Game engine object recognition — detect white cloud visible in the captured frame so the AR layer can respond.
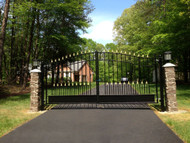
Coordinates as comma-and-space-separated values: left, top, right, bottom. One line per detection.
82, 20, 114, 43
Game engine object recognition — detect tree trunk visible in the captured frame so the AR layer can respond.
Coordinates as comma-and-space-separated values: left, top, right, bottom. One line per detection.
20, 31, 28, 85
34, 9, 40, 59
20, 23, 29, 85
0, 6, 1, 24
10, 0, 16, 84
189, 49, 190, 82
2, 49, 8, 78
22, 7, 36, 89
0, 0, 10, 83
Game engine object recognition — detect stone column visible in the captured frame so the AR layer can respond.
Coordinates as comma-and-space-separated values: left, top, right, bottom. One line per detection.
163, 63, 178, 112
30, 69, 41, 112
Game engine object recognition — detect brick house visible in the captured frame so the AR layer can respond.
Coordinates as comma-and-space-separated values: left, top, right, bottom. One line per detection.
59, 60, 93, 82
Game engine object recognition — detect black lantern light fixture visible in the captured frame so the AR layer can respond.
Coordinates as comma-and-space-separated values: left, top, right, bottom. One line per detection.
164, 51, 172, 62
33, 59, 41, 69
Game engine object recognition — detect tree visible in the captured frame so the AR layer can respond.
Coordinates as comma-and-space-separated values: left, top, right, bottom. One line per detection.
0, 0, 10, 83
113, 0, 190, 82
114, 1, 157, 54
81, 38, 105, 51
105, 43, 117, 51
0, 0, 93, 86
151, 0, 190, 82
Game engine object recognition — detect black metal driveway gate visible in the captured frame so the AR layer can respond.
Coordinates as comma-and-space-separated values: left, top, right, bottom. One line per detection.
41, 51, 165, 107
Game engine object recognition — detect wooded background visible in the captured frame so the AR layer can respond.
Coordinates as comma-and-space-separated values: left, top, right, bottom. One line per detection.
0, 0, 189, 88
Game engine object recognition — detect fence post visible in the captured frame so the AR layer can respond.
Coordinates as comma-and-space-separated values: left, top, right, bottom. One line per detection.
154, 56, 158, 103
163, 63, 178, 112
95, 51, 99, 102
159, 56, 165, 111
41, 63, 44, 110
30, 69, 41, 112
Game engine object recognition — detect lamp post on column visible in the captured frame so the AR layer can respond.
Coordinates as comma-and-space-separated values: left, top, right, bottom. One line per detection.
164, 51, 172, 62
163, 51, 178, 112
33, 59, 41, 69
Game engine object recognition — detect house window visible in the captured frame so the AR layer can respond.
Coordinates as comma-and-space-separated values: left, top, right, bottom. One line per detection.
67, 73, 70, 77
64, 72, 70, 77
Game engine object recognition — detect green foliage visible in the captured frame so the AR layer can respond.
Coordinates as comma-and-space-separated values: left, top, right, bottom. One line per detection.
1, 0, 93, 84
113, 0, 190, 79
105, 43, 117, 51
114, 0, 190, 54
81, 38, 118, 52
81, 38, 105, 51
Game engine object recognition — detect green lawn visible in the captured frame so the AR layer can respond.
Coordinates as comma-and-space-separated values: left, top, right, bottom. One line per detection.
153, 84, 190, 143
47, 82, 97, 96
0, 94, 43, 137
131, 83, 160, 102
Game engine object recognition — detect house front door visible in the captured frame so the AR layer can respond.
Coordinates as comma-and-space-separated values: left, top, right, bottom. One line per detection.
82, 75, 86, 82
74, 75, 79, 82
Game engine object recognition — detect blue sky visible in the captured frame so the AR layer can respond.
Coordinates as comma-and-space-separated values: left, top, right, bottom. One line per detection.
81, 0, 137, 45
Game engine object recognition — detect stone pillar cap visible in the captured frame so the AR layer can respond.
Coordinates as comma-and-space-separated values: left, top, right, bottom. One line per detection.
31, 69, 41, 73
163, 63, 176, 68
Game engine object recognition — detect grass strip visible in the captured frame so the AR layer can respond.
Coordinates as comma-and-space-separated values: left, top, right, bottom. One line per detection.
152, 84, 190, 143
0, 93, 43, 137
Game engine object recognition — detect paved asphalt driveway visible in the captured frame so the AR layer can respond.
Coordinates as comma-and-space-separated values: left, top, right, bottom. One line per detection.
0, 107, 183, 143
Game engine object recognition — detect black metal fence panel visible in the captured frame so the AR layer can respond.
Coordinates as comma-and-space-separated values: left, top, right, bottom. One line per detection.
41, 51, 164, 106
